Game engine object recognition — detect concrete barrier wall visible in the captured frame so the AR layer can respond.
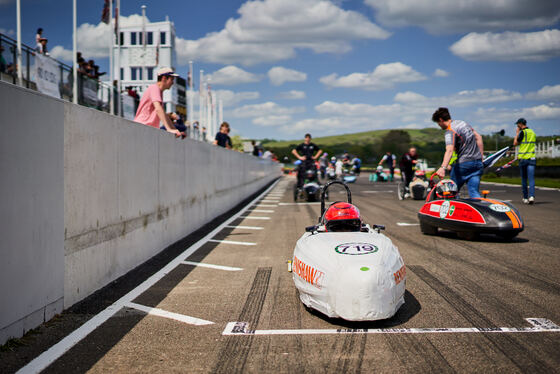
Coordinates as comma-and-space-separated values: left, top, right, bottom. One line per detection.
0, 82, 65, 344
0, 81, 280, 344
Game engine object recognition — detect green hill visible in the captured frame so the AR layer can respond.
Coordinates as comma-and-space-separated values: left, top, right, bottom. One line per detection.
261, 128, 448, 164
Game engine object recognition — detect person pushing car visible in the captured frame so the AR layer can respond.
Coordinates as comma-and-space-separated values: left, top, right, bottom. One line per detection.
292, 133, 323, 189
432, 107, 484, 198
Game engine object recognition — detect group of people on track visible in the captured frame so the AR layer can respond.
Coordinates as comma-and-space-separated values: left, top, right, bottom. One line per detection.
290, 107, 537, 203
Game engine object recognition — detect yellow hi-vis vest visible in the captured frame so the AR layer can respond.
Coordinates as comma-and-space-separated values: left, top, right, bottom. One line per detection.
518, 128, 536, 159
449, 152, 458, 166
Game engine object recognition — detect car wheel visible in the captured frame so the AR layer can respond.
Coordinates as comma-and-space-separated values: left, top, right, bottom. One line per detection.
420, 221, 438, 235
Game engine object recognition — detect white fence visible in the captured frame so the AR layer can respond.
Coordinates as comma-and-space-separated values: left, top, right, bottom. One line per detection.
514, 141, 560, 158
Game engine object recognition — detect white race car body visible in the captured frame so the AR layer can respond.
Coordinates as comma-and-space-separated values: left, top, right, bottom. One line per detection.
292, 225, 406, 321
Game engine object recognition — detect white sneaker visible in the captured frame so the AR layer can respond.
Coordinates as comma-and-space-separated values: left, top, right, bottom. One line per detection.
528, 196, 535, 204
522, 198, 529, 204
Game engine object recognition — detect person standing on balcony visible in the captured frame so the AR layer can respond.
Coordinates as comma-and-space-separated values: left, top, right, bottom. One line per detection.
513, 118, 536, 204
134, 67, 183, 137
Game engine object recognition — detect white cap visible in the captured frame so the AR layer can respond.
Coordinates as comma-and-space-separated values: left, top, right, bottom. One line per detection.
157, 67, 179, 77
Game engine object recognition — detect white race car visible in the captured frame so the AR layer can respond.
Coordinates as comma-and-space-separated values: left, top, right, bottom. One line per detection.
291, 181, 406, 321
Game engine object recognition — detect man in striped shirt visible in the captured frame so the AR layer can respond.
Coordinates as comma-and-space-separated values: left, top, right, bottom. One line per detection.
432, 107, 484, 198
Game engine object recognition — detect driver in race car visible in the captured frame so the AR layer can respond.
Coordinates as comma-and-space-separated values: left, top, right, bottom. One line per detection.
292, 133, 323, 189
323, 202, 362, 232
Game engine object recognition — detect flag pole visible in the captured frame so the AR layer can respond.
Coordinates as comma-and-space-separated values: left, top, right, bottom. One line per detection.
199, 69, 204, 131
109, 0, 114, 114
16, 0, 23, 86
188, 60, 193, 123
116, 0, 121, 116
72, 0, 78, 104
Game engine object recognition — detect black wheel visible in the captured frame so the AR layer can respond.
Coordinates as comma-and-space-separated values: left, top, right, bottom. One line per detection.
420, 221, 438, 235
498, 232, 518, 241
457, 231, 479, 241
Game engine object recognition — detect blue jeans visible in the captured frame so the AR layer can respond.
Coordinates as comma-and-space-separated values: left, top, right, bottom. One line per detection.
519, 159, 536, 199
451, 160, 483, 198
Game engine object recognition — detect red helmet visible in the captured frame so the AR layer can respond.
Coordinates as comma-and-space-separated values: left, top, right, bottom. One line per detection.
323, 202, 362, 232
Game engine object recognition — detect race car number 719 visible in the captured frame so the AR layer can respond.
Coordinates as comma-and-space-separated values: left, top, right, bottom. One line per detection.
335, 243, 379, 255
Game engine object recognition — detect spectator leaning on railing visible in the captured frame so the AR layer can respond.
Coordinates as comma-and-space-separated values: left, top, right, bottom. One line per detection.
214, 122, 232, 149
134, 67, 184, 138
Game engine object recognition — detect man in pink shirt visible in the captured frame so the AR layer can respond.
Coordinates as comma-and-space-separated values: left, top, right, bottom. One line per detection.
134, 67, 183, 137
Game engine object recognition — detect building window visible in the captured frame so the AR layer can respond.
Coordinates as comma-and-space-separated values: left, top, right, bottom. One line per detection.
130, 32, 137, 45
147, 32, 153, 45
119, 32, 124, 46
160, 31, 166, 45
131, 67, 143, 81
147, 67, 154, 81
138, 32, 143, 45
120, 68, 124, 81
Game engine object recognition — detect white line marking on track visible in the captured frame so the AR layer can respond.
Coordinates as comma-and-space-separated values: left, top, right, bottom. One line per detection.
239, 216, 271, 220
254, 204, 277, 207
363, 190, 394, 193
225, 225, 263, 230
126, 302, 214, 325
223, 318, 560, 336
397, 222, 420, 226
249, 209, 275, 213
15, 179, 281, 374
261, 200, 280, 202
181, 261, 243, 271
208, 239, 256, 246
278, 202, 321, 206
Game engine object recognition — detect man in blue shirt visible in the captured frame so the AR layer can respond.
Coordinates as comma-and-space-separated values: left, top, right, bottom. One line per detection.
214, 122, 232, 149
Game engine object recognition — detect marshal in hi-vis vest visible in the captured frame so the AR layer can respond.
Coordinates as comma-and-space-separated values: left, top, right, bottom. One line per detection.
518, 128, 536, 159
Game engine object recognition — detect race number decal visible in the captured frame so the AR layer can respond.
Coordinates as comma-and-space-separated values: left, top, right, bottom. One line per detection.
489, 204, 511, 212
335, 243, 378, 255
439, 200, 450, 219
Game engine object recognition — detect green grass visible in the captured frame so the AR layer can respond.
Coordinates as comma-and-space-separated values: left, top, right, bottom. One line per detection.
481, 176, 560, 188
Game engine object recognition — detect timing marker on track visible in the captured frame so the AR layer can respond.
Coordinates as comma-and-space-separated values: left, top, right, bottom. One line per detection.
225, 225, 263, 230
181, 261, 243, 271
126, 302, 214, 325
208, 239, 257, 246
15, 179, 281, 374
223, 318, 560, 336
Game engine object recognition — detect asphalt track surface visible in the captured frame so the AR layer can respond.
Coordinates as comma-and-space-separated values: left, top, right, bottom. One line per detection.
5, 175, 560, 373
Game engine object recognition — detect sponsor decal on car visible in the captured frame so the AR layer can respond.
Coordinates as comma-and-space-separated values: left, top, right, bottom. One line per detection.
489, 204, 511, 212
394, 265, 406, 285
429, 203, 441, 213
449, 205, 455, 216
293, 256, 325, 289
334, 243, 379, 255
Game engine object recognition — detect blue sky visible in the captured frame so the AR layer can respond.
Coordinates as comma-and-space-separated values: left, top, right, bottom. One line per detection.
1, 0, 559, 140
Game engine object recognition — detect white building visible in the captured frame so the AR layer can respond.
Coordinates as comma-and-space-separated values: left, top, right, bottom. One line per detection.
113, 13, 183, 114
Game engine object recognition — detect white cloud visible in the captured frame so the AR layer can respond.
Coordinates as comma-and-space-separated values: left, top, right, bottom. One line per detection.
365, 0, 560, 34
433, 68, 449, 77
320, 62, 427, 91
213, 89, 260, 107
450, 29, 560, 62
49, 14, 150, 62
253, 115, 293, 127
207, 65, 261, 85
525, 84, 560, 101
474, 104, 560, 124
278, 90, 306, 100
394, 89, 523, 107
230, 101, 305, 118
267, 66, 307, 86
175, 0, 390, 66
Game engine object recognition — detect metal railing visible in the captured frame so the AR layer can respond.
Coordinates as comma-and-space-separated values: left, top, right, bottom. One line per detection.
0, 32, 138, 115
